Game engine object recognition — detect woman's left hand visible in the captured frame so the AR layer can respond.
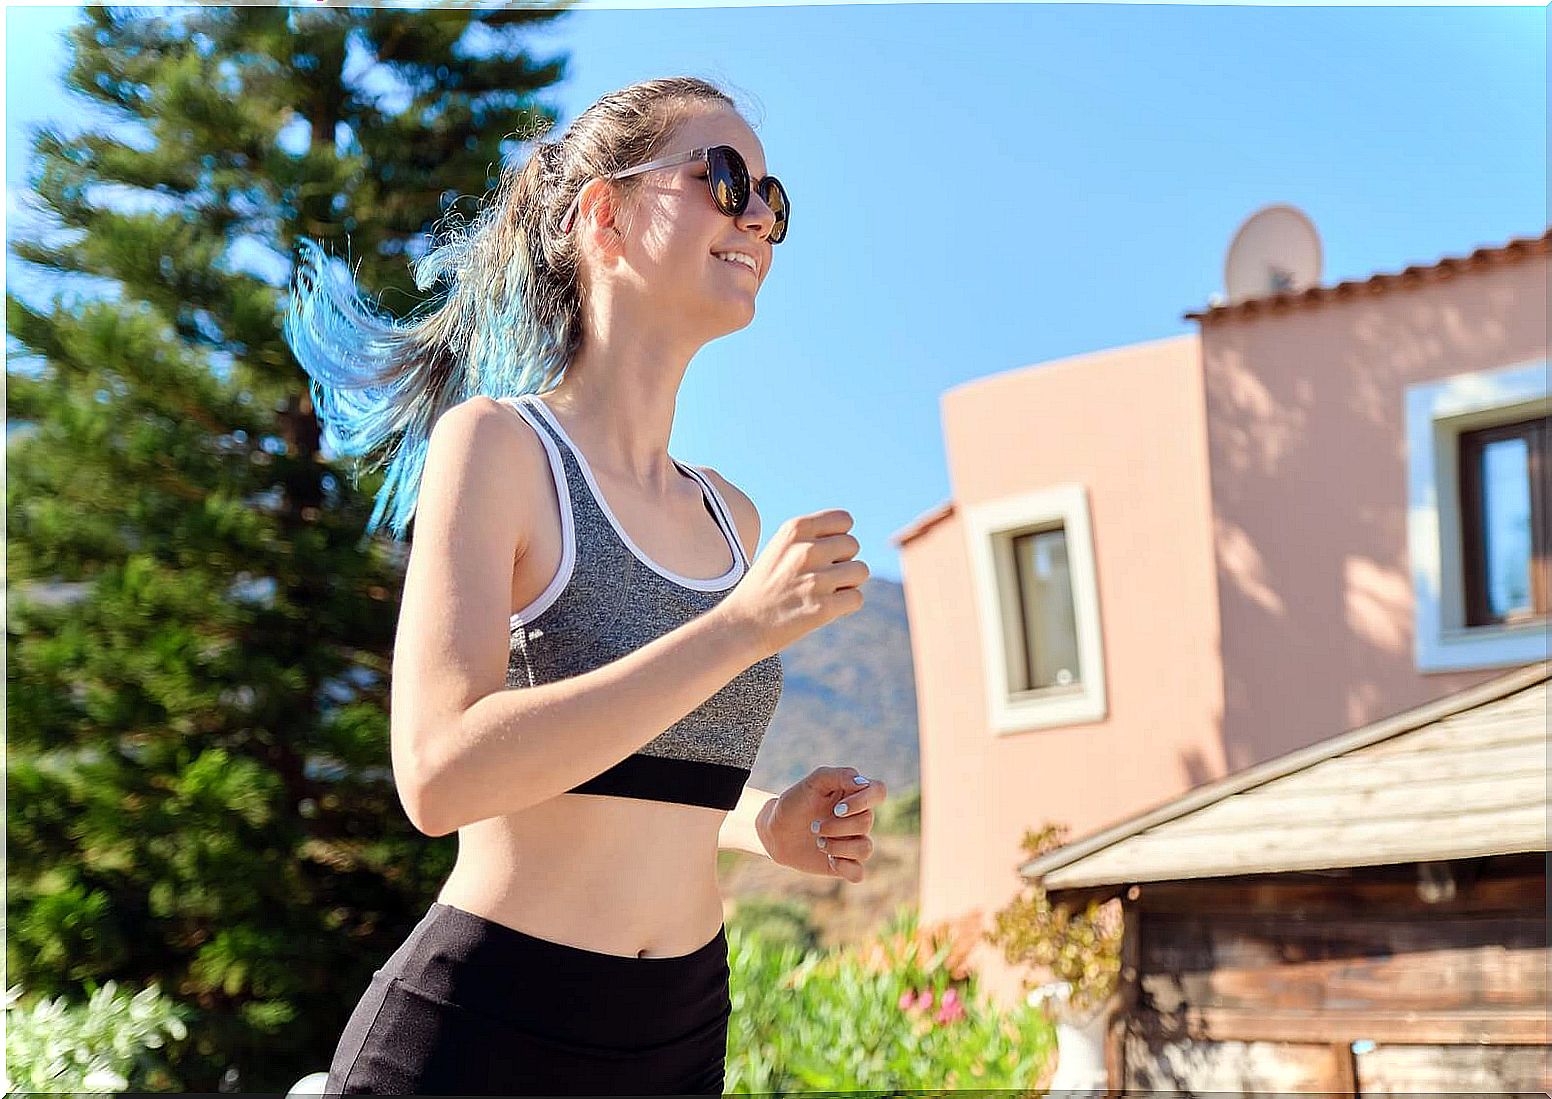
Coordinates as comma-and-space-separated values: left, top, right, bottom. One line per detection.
756, 766, 887, 882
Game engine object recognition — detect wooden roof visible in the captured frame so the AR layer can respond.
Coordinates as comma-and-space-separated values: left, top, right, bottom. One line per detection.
1020, 661, 1550, 891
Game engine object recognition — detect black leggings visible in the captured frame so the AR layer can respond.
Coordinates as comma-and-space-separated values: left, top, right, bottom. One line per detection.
324, 901, 731, 1096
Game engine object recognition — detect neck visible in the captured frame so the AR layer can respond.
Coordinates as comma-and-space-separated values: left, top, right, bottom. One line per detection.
541, 297, 701, 490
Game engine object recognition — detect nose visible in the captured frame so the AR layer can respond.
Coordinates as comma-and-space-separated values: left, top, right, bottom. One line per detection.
736, 188, 778, 244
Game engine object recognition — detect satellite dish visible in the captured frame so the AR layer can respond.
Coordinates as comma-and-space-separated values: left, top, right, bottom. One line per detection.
1223, 204, 1322, 305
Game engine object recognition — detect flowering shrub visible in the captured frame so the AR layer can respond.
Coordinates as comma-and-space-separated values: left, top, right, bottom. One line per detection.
987, 823, 1123, 1020
724, 904, 1054, 1093
898, 984, 965, 1026
853, 903, 983, 983
4, 980, 190, 1092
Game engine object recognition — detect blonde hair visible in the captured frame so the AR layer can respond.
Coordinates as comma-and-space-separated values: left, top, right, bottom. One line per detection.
283, 76, 739, 539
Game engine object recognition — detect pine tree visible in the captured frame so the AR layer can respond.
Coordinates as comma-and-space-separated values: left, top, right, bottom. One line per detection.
6, 7, 569, 1088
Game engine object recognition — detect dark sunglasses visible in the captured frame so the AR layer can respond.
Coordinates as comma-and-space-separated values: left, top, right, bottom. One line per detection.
560, 144, 790, 245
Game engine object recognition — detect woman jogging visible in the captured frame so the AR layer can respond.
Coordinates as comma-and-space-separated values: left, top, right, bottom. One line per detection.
284, 76, 885, 1095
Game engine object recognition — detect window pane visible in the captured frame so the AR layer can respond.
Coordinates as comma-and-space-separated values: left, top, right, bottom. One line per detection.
1013, 528, 1080, 690
1481, 436, 1534, 619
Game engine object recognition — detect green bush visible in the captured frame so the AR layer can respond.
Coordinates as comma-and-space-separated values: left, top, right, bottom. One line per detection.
724, 905, 1054, 1093
874, 783, 922, 835
4, 980, 191, 1092
987, 822, 1122, 1019
727, 895, 821, 954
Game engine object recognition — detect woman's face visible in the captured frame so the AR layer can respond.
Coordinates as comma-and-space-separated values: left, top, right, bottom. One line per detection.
597, 104, 779, 339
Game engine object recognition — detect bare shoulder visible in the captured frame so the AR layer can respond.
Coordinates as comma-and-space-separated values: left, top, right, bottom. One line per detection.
425, 394, 511, 442
694, 465, 762, 564
393, 394, 554, 832
421, 395, 549, 553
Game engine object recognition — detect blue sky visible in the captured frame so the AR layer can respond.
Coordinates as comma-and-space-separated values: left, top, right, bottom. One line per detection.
7, 4, 1546, 583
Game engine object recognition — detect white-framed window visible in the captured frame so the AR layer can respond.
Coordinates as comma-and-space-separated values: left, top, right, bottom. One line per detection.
963, 483, 1107, 732
1405, 358, 1550, 673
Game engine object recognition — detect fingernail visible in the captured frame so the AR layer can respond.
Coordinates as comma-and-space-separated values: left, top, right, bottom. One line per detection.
816, 837, 827, 849
853, 775, 870, 785
834, 802, 848, 816
810, 819, 821, 833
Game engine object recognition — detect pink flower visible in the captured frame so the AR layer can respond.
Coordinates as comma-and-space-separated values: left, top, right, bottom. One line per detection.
898, 988, 933, 1013
934, 987, 966, 1025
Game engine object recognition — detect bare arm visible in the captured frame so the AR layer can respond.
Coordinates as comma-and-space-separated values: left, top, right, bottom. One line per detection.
718, 785, 781, 859
701, 470, 782, 859
425, 608, 762, 836
390, 398, 763, 837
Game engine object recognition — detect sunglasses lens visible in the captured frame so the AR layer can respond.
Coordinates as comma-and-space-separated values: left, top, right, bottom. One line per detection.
760, 178, 789, 244
708, 146, 749, 217
708, 146, 789, 244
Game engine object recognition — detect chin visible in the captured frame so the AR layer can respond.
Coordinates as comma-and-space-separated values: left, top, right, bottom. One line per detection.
685, 278, 757, 338
704, 308, 751, 338
724, 299, 756, 334
705, 315, 754, 343
700, 292, 756, 337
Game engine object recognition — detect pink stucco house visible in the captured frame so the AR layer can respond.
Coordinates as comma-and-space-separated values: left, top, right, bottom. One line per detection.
890, 213, 1550, 1006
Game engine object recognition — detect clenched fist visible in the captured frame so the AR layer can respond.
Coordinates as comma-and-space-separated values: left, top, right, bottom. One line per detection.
756, 766, 887, 883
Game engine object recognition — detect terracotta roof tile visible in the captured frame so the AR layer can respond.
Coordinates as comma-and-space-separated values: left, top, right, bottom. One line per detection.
1184, 227, 1552, 323
890, 499, 954, 547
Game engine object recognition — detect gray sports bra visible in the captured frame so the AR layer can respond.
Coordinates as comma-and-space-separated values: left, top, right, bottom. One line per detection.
497, 392, 783, 811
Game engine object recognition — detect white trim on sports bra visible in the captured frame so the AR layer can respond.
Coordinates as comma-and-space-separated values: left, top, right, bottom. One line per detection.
517, 393, 746, 592
498, 396, 578, 628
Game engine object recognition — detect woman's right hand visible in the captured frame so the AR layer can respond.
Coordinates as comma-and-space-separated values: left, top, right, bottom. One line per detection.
714, 508, 869, 661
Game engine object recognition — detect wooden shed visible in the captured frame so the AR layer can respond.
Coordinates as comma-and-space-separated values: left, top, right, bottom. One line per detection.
1020, 661, 1550, 1094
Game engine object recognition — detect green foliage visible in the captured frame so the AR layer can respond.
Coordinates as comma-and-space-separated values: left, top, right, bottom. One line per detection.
4, 980, 191, 1092
874, 781, 921, 834
986, 822, 1123, 1019
6, 6, 568, 1090
727, 894, 821, 954
724, 906, 1055, 1093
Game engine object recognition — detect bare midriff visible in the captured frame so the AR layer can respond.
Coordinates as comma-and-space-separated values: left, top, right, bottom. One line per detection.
435, 792, 730, 959
450, 401, 744, 961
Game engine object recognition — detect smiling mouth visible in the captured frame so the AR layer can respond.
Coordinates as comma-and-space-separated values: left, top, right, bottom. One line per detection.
713, 255, 758, 277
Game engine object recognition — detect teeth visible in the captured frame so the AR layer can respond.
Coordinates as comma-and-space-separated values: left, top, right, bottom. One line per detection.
715, 252, 756, 273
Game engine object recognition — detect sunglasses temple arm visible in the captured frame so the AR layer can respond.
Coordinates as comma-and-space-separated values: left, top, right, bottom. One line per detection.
560, 153, 698, 233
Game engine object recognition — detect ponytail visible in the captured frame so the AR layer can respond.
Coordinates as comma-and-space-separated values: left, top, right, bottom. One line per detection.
281, 76, 738, 540
283, 148, 564, 541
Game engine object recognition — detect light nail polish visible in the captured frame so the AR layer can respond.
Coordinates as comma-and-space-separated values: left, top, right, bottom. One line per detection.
835, 802, 848, 816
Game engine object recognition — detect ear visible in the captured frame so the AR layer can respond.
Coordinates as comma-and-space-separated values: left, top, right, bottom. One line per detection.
575, 178, 625, 251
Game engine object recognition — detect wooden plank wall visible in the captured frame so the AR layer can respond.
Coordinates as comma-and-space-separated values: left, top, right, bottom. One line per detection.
1114, 856, 1549, 1093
